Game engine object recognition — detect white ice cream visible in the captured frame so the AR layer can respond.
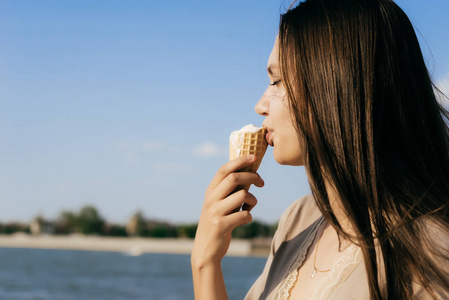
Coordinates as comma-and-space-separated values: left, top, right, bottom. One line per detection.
230, 124, 263, 157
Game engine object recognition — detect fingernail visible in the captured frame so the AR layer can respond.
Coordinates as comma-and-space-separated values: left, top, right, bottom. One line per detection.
247, 155, 254, 160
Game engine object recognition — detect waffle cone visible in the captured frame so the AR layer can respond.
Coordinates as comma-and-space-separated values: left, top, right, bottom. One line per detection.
229, 127, 268, 190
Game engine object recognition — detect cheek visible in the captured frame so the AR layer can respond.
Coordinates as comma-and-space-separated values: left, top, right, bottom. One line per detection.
270, 96, 305, 166
273, 131, 304, 166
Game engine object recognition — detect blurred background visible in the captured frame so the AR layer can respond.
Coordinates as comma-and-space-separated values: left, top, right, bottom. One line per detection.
1, 0, 448, 226
0, 0, 448, 299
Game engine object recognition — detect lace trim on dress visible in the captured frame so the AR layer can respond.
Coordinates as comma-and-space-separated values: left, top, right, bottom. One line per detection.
276, 221, 363, 300
310, 245, 362, 300
277, 218, 325, 300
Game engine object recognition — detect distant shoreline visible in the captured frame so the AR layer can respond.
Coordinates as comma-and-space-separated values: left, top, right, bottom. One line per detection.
0, 234, 270, 257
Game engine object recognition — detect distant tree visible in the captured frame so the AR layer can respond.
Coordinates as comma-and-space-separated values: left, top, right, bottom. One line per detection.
177, 224, 198, 238
269, 222, 278, 236
142, 223, 178, 238
76, 205, 105, 235
55, 211, 77, 234
3, 223, 30, 234
103, 224, 127, 237
232, 220, 275, 239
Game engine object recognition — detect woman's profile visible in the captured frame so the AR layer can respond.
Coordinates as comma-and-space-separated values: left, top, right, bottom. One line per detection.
191, 0, 449, 299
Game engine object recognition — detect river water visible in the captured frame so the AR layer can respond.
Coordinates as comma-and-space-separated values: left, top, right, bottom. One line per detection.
0, 248, 266, 299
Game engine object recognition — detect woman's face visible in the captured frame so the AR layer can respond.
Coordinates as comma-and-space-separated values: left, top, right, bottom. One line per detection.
255, 38, 304, 166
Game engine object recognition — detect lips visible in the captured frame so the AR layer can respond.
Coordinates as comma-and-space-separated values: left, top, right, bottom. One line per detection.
265, 129, 274, 146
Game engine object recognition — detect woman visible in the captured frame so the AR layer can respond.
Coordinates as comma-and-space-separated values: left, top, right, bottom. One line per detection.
191, 0, 449, 299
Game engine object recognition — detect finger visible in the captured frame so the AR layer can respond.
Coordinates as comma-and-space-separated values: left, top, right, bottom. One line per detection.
214, 172, 264, 199
218, 190, 258, 215
239, 198, 257, 213
242, 201, 256, 212
224, 210, 253, 231
208, 155, 257, 190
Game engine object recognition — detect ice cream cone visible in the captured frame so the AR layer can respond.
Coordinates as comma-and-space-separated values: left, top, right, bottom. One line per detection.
229, 124, 268, 191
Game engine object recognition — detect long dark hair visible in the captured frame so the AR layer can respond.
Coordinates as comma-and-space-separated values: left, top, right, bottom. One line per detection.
279, 0, 449, 298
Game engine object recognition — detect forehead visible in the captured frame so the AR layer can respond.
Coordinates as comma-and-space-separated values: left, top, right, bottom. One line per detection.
267, 37, 280, 73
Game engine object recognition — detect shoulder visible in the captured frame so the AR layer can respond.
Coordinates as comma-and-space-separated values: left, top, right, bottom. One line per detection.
412, 217, 449, 298
276, 194, 323, 241
245, 195, 324, 299
278, 194, 322, 228
415, 216, 449, 265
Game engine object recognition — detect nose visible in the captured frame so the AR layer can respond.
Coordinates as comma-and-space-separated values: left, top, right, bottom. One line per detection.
255, 90, 269, 116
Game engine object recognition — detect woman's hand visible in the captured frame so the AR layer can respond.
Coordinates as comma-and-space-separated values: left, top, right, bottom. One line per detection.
191, 155, 264, 299
192, 154, 265, 267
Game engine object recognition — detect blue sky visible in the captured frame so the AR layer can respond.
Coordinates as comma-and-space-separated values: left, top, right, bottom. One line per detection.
1, 0, 448, 225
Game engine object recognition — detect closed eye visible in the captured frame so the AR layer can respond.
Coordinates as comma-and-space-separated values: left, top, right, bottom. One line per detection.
270, 80, 281, 86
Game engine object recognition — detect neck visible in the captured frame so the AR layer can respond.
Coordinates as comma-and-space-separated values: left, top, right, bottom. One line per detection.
324, 181, 356, 239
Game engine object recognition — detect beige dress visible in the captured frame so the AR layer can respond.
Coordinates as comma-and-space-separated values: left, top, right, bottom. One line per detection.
245, 195, 449, 300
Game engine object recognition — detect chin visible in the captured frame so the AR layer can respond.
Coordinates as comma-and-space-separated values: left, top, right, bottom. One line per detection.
273, 151, 304, 166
